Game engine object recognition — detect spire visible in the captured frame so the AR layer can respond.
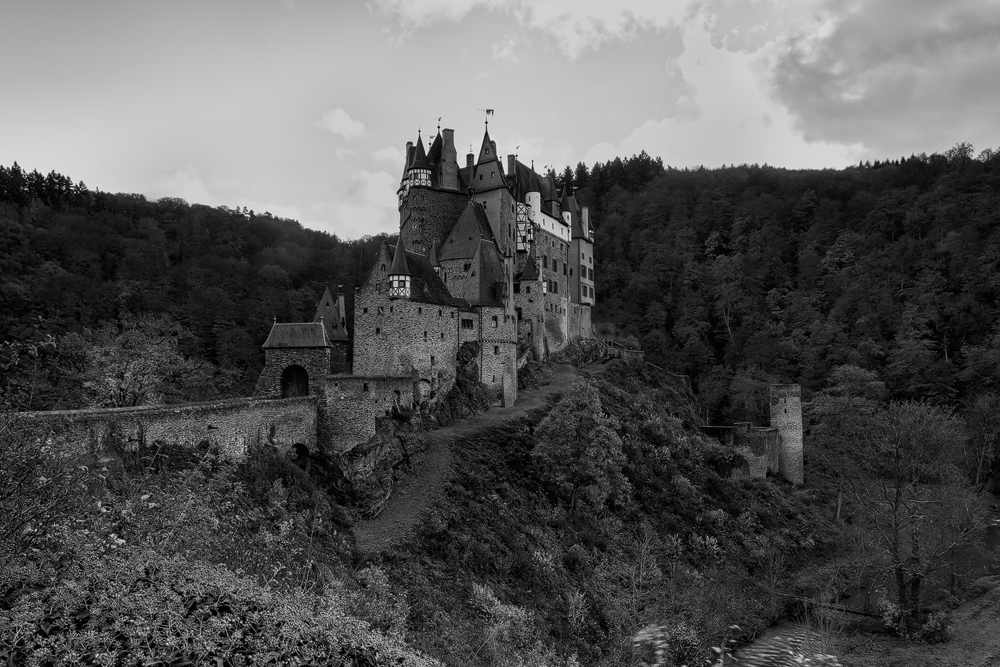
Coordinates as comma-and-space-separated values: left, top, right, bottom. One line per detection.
477, 126, 498, 166
389, 235, 411, 276
388, 236, 412, 299
410, 133, 432, 171
560, 185, 570, 211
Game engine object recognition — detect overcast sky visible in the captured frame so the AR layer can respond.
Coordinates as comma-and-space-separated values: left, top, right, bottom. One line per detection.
2, 0, 998, 239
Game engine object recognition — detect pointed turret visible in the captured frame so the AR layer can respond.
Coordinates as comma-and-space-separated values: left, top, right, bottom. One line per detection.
388, 235, 412, 299
407, 133, 432, 190
473, 127, 505, 192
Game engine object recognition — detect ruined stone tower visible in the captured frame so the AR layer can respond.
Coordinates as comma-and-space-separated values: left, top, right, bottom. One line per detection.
769, 384, 803, 485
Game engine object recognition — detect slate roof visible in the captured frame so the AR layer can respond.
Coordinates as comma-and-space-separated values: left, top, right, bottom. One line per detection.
385, 242, 467, 308
466, 242, 507, 307
517, 249, 540, 281
313, 285, 348, 342
262, 322, 331, 349
388, 235, 411, 276
410, 135, 432, 171
439, 200, 496, 261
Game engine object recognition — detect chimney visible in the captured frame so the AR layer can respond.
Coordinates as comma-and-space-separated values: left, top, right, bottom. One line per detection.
441, 129, 459, 190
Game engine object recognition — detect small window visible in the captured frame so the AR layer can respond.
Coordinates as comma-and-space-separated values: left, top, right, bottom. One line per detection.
479, 174, 483, 181
461, 318, 474, 330
363, 382, 369, 392
438, 309, 442, 317
389, 306, 393, 313
418, 307, 422, 315
526, 285, 531, 294
463, 263, 471, 271
375, 327, 381, 334
431, 355, 436, 366
440, 332, 445, 339
494, 346, 500, 355
491, 171, 495, 178
570, 268, 573, 276
362, 307, 368, 314
492, 315, 498, 327
378, 306, 384, 316
514, 283, 520, 294
423, 331, 428, 340
553, 260, 558, 272
451, 312, 455, 318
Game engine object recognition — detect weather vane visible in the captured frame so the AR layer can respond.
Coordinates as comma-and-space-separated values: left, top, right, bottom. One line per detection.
478, 108, 494, 125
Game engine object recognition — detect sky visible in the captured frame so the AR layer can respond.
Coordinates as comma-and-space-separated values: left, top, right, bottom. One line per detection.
2, 0, 998, 239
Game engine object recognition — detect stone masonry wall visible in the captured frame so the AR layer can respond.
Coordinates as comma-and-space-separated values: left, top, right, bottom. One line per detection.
352, 263, 461, 397
400, 188, 468, 256
770, 384, 804, 485
255, 347, 332, 397
320, 375, 413, 452
478, 305, 519, 406
18, 396, 318, 459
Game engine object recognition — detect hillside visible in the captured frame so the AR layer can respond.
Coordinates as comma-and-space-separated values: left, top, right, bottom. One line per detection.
1, 356, 841, 665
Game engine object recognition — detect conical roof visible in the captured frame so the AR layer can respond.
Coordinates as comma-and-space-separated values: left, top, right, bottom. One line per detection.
476, 127, 498, 165
517, 249, 540, 281
388, 236, 411, 276
410, 134, 432, 171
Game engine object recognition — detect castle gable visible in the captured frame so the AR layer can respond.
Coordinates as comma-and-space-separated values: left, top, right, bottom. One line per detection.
439, 200, 496, 261
313, 286, 349, 342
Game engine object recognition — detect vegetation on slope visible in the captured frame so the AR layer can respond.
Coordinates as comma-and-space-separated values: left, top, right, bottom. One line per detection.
372, 361, 837, 666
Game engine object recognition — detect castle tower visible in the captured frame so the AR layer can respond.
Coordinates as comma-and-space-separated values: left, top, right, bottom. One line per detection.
770, 384, 803, 485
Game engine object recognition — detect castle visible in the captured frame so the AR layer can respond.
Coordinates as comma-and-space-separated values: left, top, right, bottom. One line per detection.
253, 123, 596, 452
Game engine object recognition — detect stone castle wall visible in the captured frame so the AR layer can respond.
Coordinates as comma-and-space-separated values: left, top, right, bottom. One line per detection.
256, 347, 332, 397
400, 188, 468, 256
352, 246, 461, 397
17, 396, 318, 459
478, 305, 519, 406
320, 375, 413, 452
770, 384, 804, 485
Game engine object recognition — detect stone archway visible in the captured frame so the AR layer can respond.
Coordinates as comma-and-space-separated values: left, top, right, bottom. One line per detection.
280, 365, 309, 398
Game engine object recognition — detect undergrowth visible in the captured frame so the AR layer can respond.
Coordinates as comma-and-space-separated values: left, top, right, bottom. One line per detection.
375, 362, 838, 666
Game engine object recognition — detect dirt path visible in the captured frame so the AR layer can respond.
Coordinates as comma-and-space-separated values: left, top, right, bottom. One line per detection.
353, 362, 604, 557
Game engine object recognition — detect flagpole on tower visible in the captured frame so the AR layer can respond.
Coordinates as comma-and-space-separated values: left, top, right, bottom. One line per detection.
478, 108, 494, 126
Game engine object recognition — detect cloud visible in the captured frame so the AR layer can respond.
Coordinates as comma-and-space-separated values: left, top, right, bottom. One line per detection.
327, 169, 399, 239
769, 0, 1000, 157
492, 34, 520, 62
148, 165, 219, 206
584, 20, 862, 169
373, 0, 687, 59
316, 108, 367, 140
373, 146, 405, 167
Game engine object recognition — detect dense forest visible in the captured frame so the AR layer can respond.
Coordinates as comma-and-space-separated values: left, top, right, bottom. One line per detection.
4, 145, 1000, 419
570, 144, 1000, 425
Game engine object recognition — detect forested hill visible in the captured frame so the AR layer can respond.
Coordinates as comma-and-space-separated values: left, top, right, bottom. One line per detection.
0, 162, 390, 406
568, 144, 1000, 423
4, 146, 1000, 417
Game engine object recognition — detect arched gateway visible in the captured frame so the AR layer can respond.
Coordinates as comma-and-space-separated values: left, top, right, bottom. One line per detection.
280, 365, 309, 398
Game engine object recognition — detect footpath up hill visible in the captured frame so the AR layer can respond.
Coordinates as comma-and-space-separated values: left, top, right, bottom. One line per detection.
353, 362, 592, 556
359, 359, 837, 667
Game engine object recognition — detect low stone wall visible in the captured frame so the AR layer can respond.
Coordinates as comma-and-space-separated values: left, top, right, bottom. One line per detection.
17, 396, 318, 459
